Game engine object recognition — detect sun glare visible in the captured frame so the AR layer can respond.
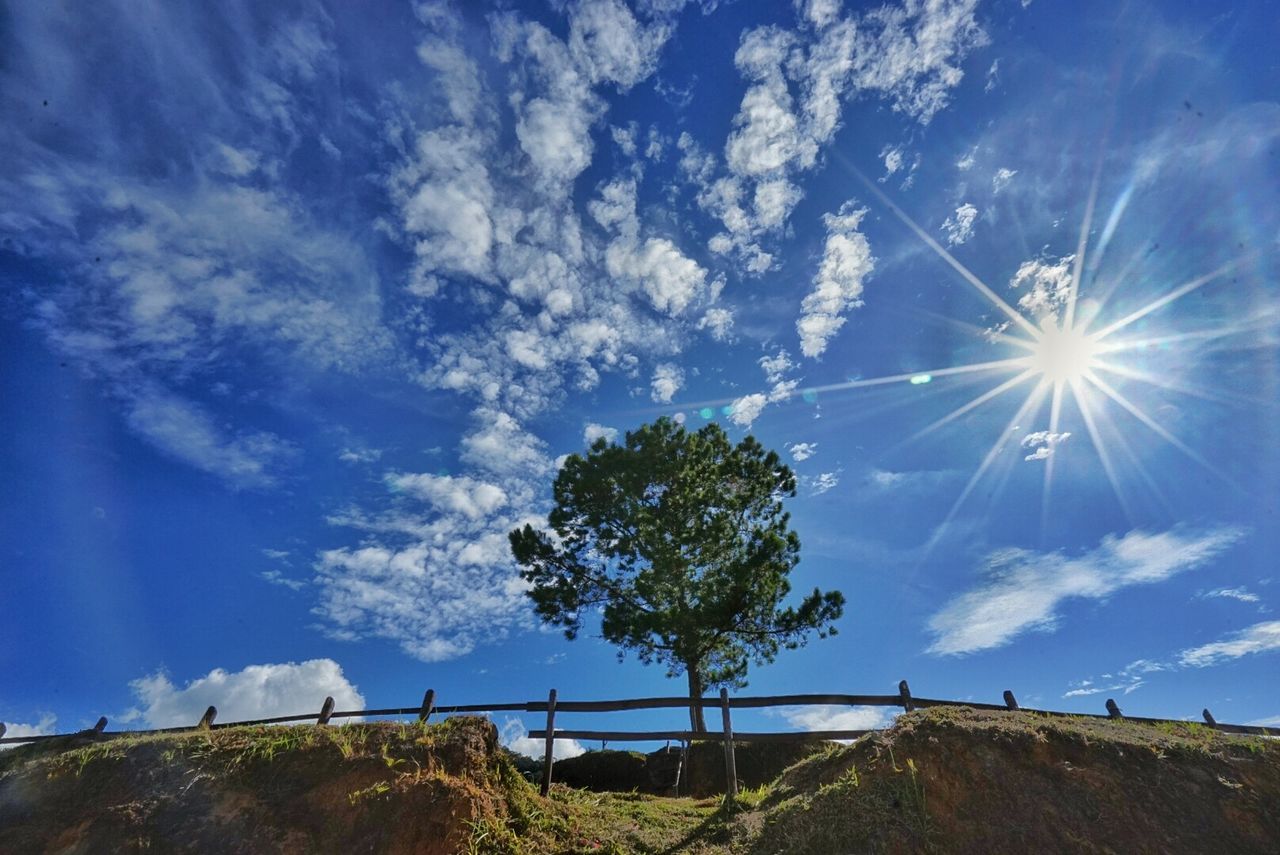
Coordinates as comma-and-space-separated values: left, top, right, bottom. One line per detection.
1028, 322, 1099, 385
812, 154, 1254, 542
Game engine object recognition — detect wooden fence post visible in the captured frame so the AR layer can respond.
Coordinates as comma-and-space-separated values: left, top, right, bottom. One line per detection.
318, 696, 335, 725
540, 689, 558, 797
92, 717, 108, 734
1003, 690, 1019, 711
419, 689, 436, 723
198, 706, 217, 729
1202, 709, 1217, 727
720, 688, 739, 800
1105, 699, 1122, 719
898, 680, 914, 712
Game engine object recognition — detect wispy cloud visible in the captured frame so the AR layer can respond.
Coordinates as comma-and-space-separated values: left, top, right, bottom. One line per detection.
1199, 587, 1261, 604
1178, 621, 1280, 668
927, 527, 1246, 655
809, 472, 840, 495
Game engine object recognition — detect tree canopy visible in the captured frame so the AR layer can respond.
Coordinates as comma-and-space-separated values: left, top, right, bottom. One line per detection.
509, 417, 845, 731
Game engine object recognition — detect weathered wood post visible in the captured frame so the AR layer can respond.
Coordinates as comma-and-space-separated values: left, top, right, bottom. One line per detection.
419, 689, 436, 723
898, 680, 914, 712
1105, 699, 1122, 719
720, 688, 738, 801
1003, 690, 1019, 710
540, 688, 558, 797
198, 706, 217, 729
318, 696, 336, 725
1202, 708, 1217, 727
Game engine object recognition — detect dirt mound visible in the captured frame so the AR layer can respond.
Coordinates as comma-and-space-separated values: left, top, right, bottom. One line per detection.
0, 716, 546, 854
3, 707, 1276, 853
742, 706, 1280, 854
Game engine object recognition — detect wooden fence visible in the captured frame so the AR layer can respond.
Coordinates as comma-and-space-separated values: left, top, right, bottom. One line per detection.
1, 681, 1271, 798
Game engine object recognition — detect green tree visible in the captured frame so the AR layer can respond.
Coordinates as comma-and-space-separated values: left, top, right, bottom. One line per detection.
509, 417, 845, 732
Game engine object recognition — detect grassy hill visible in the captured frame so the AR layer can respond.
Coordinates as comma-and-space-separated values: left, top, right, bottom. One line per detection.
1, 707, 1276, 853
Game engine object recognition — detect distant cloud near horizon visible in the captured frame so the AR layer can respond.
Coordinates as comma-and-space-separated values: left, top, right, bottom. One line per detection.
126, 660, 365, 728
927, 527, 1246, 656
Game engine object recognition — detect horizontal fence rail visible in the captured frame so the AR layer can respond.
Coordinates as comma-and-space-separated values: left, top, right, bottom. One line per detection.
3, 678, 1272, 798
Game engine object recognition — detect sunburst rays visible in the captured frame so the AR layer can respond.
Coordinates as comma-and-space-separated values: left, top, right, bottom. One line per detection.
836, 158, 1257, 542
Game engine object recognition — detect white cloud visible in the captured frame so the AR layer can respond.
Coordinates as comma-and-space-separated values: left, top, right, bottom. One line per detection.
128, 660, 365, 728
759, 349, 795, 385
124, 387, 296, 489
0, 715, 57, 748
611, 123, 638, 156
1062, 675, 1145, 698
387, 472, 509, 520
798, 201, 875, 358
698, 307, 735, 341
568, 0, 671, 90
584, 423, 619, 445
650, 363, 684, 403
314, 535, 531, 662
809, 472, 839, 495
1201, 587, 1261, 604
394, 126, 497, 284
500, 718, 585, 761
927, 527, 1246, 656
956, 145, 978, 170
460, 409, 551, 479
1010, 254, 1074, 322
941, 202, 978, 246
1179, 621, 1280, 668
776, 704, 893, 739
992, 167, 1017, 194
605, 236, 709, 316
880, 145, 905, 181
1021, 430, 1071, 461
788, 442, 817, 462
983, 58, 1000, 92
314, 404, 555, 662
683, 0, 983, 272
339, 447, 382, 465
868, 468, 907, 488
729, 393, 768, 428
854, 0, 987, 123
261, 569, 306, 591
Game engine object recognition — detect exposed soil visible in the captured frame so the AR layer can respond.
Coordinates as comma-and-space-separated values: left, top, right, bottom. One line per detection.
2, 708, 1276, 854
0, 717, 544, 854
742, 706, 1280, 854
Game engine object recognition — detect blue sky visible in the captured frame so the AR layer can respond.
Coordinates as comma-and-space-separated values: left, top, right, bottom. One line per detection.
3, 0, 1279, 750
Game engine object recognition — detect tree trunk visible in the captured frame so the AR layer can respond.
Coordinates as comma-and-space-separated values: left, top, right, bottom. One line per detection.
686, 667, 707, 732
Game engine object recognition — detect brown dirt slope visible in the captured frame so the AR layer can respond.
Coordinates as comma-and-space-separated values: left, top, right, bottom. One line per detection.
742, 706, 1280, 855
1, 707, 1277, 854
0, 716, 551, 854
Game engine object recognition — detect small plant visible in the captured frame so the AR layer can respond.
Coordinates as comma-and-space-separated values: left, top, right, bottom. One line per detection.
347, 780, 392, 805
380, 743, 406, 771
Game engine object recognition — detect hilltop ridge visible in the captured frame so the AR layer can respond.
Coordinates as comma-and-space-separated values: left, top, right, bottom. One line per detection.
1, 707, 1277, 853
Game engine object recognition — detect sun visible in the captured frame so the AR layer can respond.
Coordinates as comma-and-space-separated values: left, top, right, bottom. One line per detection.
1028, 321, 1100, 385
